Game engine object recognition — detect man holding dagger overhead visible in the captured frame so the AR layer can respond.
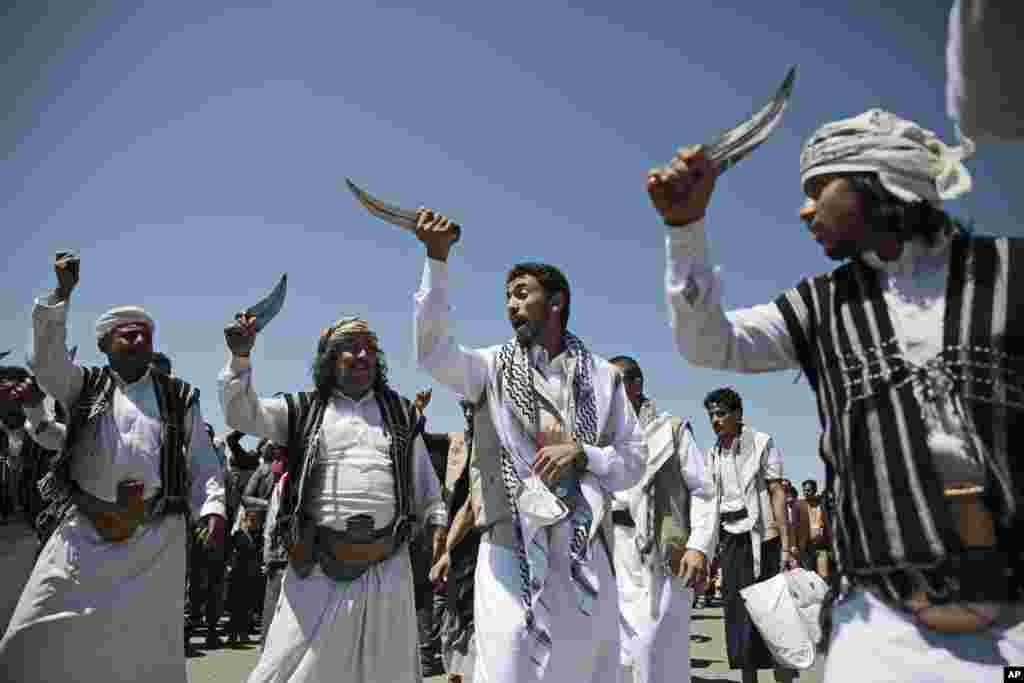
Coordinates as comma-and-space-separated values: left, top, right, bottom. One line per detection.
403, 197, 646, 683
649, 103, 1024, 682
219, 273, 447, 682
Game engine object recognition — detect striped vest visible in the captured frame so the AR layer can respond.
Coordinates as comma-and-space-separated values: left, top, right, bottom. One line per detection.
774, 233, 1024, 603
35, 367, 197, 542
270, 388, 421, 560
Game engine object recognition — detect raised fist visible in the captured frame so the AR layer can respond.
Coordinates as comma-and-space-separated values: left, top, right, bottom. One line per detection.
224, 312, 257, 357
414, 208, 461, 262
54, 251, 80, 300
647, 146, 719, 227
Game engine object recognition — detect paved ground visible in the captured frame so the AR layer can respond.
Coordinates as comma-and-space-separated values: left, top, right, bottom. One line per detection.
186, 600, 825, 682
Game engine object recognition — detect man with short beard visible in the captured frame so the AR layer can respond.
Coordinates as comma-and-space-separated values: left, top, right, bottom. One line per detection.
0, 253, 227, 682
220, 314, 446, 683
649, 109, 1024, 681
606, 355, 715, 683
413, 209, 645, 683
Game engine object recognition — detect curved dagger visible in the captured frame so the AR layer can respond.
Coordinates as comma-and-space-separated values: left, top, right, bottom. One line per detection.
245, 273, 288, 333
705, 65, 797, 174
345, 179, 462, 245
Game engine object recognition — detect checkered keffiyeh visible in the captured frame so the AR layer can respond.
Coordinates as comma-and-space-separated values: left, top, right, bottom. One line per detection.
494, 331, 600, 673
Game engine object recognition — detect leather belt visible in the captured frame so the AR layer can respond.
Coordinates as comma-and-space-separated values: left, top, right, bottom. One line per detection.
73, 485, 161, 543
612, 509, 635, 528
312, 525, 398, 581
720, 507, 749, 524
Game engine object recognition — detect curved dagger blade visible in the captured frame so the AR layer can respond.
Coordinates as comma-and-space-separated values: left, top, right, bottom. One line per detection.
0, 351, 10, 363
705, 65, 797, 174
245, 273, 288, 333
345, 178, 461, 244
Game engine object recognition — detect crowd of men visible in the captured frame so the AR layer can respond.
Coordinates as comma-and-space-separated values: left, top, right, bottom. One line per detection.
0, 2, 1022, 681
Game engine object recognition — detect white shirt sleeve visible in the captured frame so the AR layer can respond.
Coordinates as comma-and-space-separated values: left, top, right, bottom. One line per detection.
762, 438, 784, 481
217, 357, 290, 445
412, 434, 447, 528
581, 374, 646, 492
679, 426, 718, 559
665, 223, 800, 373
187, 402, 227, 520
414, 258, 492, 403
29, 295, 84, 408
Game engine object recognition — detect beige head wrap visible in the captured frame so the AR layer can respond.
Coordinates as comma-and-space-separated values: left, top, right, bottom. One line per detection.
799, 109, 975, 205
95, 306, 154, 341
317, 316, 377, 351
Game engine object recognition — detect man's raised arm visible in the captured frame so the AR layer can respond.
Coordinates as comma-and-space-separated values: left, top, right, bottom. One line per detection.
413, 208, 490, 402
217, 312, 289, 445
29, 253, 84, 406
648, 148, 800, 373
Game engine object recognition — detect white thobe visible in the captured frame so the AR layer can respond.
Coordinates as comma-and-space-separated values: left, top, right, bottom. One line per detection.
219, 358, 446, 683
664, 220, 1024, 681
0, 296, 226, 683
613, 419, 715, 683
415, 257, 646, 683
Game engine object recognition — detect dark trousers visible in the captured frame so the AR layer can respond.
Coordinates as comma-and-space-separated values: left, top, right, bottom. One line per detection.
720, 530, 782, 670
188, 537, 226, 635
228, 566, 259, 637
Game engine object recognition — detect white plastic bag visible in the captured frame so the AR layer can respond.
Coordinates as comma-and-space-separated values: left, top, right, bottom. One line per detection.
739, 569, 827, 670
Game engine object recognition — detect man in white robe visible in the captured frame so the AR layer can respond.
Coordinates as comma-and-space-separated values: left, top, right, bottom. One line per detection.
412, 208, 646, 683
646, 110, 1024, 681
0, 253, 227, 683
606, 356, 715, 683
220, 315, 446, 683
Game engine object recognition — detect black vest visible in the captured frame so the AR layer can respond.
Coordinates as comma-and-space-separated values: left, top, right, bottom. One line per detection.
775, 233, 1024, 603
36, 367, 198, 542
269, 388, 421, 557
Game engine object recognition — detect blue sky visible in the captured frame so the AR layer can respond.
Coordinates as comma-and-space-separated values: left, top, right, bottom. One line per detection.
4, 1, 1022, 487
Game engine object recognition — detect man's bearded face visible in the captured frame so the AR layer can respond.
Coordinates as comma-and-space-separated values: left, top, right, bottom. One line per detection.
506, 275, 555, 346
104, 323, 154, 376
334, 333, 379, 398
804, 175, 872, 261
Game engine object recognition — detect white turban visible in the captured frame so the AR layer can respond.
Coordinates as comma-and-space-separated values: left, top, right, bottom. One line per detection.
799, 109, 975, 205
95, 306, 154, 341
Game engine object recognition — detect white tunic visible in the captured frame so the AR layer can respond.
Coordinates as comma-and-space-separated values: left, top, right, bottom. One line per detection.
0, 296, 226, 683
613, 417, 714, 683
415, 257, 646, 683
219, 358, 446, 683
663, 220, 1021, 680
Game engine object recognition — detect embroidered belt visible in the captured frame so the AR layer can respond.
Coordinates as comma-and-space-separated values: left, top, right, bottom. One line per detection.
289, 520, 401, 582
611, 509, 635, 528
72, 482, 161, 543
